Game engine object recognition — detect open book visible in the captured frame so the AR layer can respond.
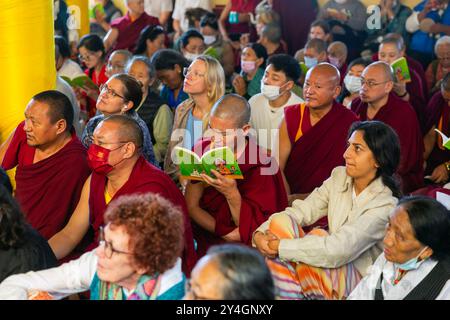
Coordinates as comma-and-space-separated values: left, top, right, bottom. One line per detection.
391, 57, 411, 83
61, 75, 98, 90
435, 128, 450, 150
174, 146, 243, 181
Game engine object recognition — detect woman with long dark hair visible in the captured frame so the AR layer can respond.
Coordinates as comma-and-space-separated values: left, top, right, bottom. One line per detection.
254, 120, 402, 300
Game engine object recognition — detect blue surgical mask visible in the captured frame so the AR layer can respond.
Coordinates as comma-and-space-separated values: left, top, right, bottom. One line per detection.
304, 56, 318, 69
395, 246, 429, 271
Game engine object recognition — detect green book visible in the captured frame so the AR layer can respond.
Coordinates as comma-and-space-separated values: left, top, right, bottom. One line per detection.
174, 146, 243, 181
203, 46, 220, 60
435, 128, 450, 150
61, 75, 98, 90
391, 57, 411, 83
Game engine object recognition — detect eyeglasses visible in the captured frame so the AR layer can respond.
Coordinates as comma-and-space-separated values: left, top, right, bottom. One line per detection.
99, 226, 133, 259
205, 125, 239, 138
360, 79, 391, 88
184, 279, 211, 300
107, 63, 126, 71
78, 53, 95, 62
183, 67, 206, 79
99, 83, 126, 100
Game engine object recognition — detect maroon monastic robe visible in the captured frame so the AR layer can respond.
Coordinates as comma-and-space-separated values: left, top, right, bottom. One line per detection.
88, 156, 197, 275
193, 138, 288, 258
351, 93, 424, 193
110, 12, 159, 53
424, 91, 450, 176
1, 121, 90, 239
284, 101, 357, 231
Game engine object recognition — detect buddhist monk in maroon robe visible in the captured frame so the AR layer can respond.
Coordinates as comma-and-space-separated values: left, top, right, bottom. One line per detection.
104, 1, 159, 54
378, 38, 426, 132
277, 63, 357, 231
423, 73, 450, 184
351, 61, 424, 193
0, 91, 90, 240
48, 115, 197, 275
185, 94, 288, 258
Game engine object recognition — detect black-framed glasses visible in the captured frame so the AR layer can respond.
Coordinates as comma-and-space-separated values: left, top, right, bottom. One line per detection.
99, 83, 126, 100
98, 226, 133, 259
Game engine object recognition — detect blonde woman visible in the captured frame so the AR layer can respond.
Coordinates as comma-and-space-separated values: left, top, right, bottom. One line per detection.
164, 55, 225, 186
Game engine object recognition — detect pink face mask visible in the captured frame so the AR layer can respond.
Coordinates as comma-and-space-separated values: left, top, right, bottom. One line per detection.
241, 60, 257, 74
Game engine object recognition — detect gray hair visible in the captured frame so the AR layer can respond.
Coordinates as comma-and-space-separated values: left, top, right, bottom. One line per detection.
435, 36, 450, 54
126, 55, 156, 79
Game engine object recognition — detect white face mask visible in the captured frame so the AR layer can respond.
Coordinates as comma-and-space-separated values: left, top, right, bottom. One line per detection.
203, 35, 216, 45
183, 51, 201, 62
344, 74, 362, 93
304, 56, 318, 69
334, 0, 347, 4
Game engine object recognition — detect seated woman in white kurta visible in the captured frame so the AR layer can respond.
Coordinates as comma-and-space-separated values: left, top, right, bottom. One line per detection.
253, 121, 401, 300
349, 196, 450, 300
0, 193, 185, 300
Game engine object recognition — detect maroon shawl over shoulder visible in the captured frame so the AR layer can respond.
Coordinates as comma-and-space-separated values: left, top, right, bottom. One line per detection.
193, 138, 288, 258
284, 101, 358, 195
424, 91, 450, 175
110, 12, 159, 53
1, 121, 90, 239
88, 156, 196, 275
351, 93, 424, 193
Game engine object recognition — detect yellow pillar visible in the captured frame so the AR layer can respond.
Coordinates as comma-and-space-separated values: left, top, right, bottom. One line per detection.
0, 0, 56, 143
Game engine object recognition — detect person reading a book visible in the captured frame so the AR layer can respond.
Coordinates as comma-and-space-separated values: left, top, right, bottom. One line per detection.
77, 34, 109, 120
49, 115, 197, 275
277, 63, 357, 232
185, 94, 288, 258
351, 61, 424, 193
80, 73, 158, 167
378, 37, 427, 130
152, 49, 190, 110
103, 0, 160, 54
0, 193, 187, 300
254, 121, 401, 300
423, 73, 450, 184
126, 56, 173, 166
0, 91, 90, 240
349, 196, 450, 300
164, 55, 225, 185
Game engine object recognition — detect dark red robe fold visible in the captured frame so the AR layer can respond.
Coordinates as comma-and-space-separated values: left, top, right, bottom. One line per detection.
193, 138, 288, 258
351, 93, 424, 193
110, 12, 160, 53
424, 91, 450, 175
88, 156, 197, 275
1, 121, 90, 239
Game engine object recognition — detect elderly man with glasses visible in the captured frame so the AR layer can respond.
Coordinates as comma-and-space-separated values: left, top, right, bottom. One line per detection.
351, 61, 424, 193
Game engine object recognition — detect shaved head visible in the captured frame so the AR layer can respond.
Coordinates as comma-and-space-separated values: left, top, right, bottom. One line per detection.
100, 115, 143, 148
210, 94, 251, 128
307, 62, 341, 87
366, 61, 394, 82
384, 33, 405, 51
